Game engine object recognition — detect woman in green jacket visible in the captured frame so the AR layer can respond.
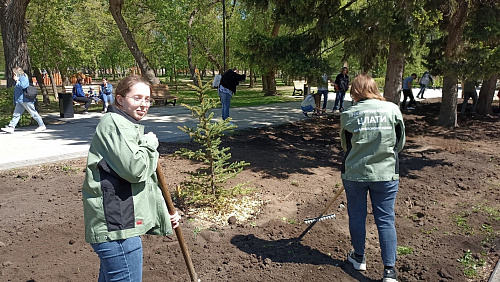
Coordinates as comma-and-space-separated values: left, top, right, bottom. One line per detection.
340, 74, 405, 282
82, 75, 180, 281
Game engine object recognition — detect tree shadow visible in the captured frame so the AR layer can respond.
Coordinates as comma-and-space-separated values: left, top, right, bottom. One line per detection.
230, 233, 376, 281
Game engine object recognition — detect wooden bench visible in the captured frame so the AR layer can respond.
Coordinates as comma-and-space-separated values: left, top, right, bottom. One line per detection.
64, 85, 102, 106
293, 81, 306, 96
150, 84, 177, 106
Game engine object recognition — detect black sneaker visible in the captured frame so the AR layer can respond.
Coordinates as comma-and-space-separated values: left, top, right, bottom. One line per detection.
347, 250, 366, 271
383, 268, 398, 282
303, 112, 308, 117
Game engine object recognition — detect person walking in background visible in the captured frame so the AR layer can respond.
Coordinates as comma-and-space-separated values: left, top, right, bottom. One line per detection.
73, 77, 92, 114
100, 77, 114, 113
340, 74, 405, 282
333, 67, 349, 113
401, 73, 417, 111
1, 67, 46, 133
218, 67, 246, 121
416, 71, 433, 99
82, 75, 181, 281
460, 78, 479, 114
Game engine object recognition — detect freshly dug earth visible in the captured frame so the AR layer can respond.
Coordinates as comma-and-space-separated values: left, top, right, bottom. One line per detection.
1, 99, 500, 282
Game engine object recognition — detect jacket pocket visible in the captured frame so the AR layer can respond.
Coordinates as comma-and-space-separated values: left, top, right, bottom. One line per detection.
98, 159, 135, 232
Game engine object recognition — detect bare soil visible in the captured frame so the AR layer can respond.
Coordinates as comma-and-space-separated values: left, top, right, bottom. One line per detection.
1, 99, 500, 282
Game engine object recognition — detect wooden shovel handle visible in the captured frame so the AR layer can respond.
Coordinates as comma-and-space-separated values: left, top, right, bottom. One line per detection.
156, 163, 198, 282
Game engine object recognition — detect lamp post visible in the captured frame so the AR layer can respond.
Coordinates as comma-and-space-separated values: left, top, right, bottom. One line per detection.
223, 0, 226, 72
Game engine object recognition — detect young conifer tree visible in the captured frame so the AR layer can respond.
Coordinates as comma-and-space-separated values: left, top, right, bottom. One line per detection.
177, 73, 249, 206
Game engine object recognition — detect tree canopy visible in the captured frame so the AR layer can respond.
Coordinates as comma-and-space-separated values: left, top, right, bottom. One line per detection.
1, 0, 499, 124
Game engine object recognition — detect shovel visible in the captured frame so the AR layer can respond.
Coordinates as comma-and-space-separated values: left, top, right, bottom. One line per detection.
156, 163, 199, 282
296, 186, 345, 242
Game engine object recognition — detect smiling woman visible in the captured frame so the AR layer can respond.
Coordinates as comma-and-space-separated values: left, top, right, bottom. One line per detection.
114, 76, 152, 121
82, 75, 181, 281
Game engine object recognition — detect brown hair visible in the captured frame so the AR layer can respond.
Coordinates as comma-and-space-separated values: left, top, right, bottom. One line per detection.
115, 75, 151, 99
13, 67, 24, 76
350, 74, 385, 102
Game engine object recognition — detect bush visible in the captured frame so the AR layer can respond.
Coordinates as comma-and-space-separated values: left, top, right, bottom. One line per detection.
373, 77, 385, 90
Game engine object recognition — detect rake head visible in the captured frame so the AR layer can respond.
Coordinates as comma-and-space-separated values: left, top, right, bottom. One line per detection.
303, 213, 336, 224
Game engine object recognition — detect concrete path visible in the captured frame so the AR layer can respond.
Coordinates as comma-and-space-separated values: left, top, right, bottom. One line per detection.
0, 87, 446, 171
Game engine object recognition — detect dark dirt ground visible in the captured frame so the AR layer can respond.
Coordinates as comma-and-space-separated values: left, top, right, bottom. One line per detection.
1, 98, 500, 282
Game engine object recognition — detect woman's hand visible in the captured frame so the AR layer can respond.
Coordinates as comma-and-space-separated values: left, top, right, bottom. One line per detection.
170, 211, 181, 229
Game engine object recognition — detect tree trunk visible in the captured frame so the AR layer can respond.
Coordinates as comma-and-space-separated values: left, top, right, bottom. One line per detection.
437, 76, 459, 127
476, 74, 498, 115
33, 68, 50, 104
109, 0, 159, 84
47, 69, 59, 101
262, 22, 281, 96
187, 9, 199, 85
383, 40, 405, 105
263, 71, 277, 96
0, 0, 32, 87
249, 69, 254, 88
437, 0, 469, 127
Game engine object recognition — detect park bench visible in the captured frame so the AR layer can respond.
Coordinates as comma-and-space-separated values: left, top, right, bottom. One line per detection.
293, 80, 306, 96
150, 84, 178, 106
63, 85, 101, 107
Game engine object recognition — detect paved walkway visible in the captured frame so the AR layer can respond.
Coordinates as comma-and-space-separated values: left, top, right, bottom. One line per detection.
0, 88, 446, 171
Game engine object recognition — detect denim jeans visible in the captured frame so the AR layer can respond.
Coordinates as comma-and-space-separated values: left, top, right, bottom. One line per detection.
9, 102, 45, 128
102, 94, 114, 106
333, 90, 346, 110
343, 179, 399, 267
91, 236, 143, 282
317, 89, 328, 110
219, 89, 232, 120
417, 84, 427, 98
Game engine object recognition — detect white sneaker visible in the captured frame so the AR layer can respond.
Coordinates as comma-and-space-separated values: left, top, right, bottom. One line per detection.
35, 125, 46, 132
1, 126, 14, 133
347, 250, 366, 271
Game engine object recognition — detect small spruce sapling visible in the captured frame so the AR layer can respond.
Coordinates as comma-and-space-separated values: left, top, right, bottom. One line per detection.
176, 73, 250, 206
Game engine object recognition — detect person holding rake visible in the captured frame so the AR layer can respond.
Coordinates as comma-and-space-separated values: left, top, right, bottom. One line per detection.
340, 74, 405, 282
82, 75, 181, 281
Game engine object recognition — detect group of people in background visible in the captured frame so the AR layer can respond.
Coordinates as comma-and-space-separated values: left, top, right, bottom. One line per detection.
72, 77, 114, 114
301, 67, 350, 116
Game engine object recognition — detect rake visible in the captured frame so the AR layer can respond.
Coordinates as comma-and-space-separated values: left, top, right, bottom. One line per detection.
296, 186, 345, 242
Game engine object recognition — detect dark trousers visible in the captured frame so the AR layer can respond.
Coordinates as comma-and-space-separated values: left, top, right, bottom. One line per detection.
74, 96, 92, 111
401, 89, 415, 110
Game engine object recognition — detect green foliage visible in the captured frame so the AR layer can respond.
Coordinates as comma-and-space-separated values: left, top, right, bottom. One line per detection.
397, 246, 413, 255
458, 249, 485, 278
176, 74, 250, 207
452, 212, 473, 235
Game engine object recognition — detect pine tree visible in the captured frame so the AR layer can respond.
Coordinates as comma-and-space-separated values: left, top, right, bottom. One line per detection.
177, 73, 250, 206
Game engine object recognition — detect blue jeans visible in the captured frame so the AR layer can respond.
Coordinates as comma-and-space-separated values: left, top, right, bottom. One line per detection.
9, 102, 45, 128
317, 89, 328, 110
91, 236, 143, 282
333, 90, 346, 111
219, 90, 232, 120
343, 179, 399, 267
102, 94, 114, 109
417, 84, 427, 97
